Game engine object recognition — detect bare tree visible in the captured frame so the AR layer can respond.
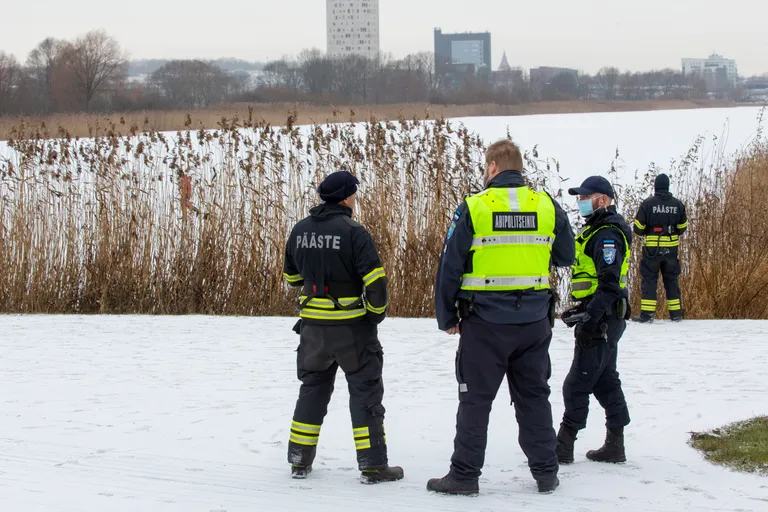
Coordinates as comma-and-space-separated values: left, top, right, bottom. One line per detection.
333, 55, 372, 102
299, 49, 333, 95
0, 52, 20, 114
415, 51, 439, 93
150, 60, 234, 108
63, 29, 128, 109
258, 59, 302, 90
597, 66, 620, 100
26, 37, 66, 113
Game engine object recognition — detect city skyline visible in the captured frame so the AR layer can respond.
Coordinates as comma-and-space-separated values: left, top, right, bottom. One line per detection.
4, 0, 768, 76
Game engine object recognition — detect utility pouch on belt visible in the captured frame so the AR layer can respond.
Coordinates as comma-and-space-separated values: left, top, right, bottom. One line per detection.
617, 298, 627, 320
458, 298, 474, 319
548, 297, 556, 328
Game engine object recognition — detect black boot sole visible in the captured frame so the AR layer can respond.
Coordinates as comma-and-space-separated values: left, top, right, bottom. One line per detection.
360, 470, 404, 484
537, 477, 560, 494
426, 479, 479, 495
291, 466, 312, 479
586, 454, 626, 463
426, 487, 479, 496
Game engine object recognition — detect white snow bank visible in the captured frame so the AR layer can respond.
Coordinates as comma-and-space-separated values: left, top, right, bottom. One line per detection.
1, 315, 766, 511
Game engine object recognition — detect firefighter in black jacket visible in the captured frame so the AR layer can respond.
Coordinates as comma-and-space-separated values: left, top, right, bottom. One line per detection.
556, 176, 632, 465
282, 170, 403, 484
631, 174, 688, 323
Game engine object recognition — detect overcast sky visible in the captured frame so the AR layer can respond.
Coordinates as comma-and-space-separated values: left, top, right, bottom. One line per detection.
5, 0, 767, 76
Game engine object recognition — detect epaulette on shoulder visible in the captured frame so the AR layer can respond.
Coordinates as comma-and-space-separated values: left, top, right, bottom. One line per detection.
342, 216, 363, 228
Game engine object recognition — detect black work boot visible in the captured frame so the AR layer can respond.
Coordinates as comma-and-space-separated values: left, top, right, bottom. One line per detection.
291, 464, 312, 479
288, 443, 316, 478
631, 312, 654, 323
669, 310, 683, 322
555, 424, 578, 464
586, 427, 626, 463
426, 473, 479, 495
360, 465, 404, 484
536, 473, 560, 494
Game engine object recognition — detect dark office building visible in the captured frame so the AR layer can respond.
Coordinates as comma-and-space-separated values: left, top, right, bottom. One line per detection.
434, 28, 492, 76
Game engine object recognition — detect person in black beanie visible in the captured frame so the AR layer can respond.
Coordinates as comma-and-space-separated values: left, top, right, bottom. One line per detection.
282, 170, 403, 483
631, 173, 688, 323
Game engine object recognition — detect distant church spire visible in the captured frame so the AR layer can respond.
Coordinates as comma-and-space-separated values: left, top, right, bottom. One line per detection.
498, 51, 512, 72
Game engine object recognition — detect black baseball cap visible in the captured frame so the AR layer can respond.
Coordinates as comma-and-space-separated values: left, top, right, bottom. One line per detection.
568, 176, 615, 199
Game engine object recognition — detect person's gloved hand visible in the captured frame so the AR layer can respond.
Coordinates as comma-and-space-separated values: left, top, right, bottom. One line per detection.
575, 318, 607, 349
561, 307, 586, 328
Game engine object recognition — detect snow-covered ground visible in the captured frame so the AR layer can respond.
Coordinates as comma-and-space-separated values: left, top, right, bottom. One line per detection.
1, 315, 767, 511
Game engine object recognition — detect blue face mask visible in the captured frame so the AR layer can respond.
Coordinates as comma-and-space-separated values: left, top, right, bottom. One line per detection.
577, 198, 594, 217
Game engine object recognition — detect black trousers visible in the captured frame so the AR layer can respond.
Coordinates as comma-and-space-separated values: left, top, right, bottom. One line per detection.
449, 314, 558, 482
640, 247, 682, 316
287, 320, 388, 471
562, 317, 630, 431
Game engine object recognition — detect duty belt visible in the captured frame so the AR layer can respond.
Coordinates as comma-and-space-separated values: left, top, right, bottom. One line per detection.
297, 282, 366, 321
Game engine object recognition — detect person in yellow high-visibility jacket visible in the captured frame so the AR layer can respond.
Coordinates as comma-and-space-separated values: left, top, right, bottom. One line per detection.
557, 175, 632, 466
428, 139, 575, 496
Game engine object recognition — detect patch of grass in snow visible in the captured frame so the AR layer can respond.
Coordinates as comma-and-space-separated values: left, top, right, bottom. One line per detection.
690, 416, 768, 475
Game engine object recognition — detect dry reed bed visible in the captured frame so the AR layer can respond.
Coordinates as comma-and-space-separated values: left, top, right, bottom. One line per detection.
0, 113, 496, 315
1, 108, 766, 318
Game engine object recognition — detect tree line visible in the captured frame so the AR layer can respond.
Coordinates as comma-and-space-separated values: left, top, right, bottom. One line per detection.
0, 30, 251, 115
0, 30, 750, 117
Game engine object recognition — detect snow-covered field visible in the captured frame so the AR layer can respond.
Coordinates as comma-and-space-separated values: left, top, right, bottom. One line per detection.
457, 106, 766, 188
1, 106, 765, 191
2, 315, 767, 511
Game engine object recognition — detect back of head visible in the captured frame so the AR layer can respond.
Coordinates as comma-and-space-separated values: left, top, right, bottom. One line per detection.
485, 139, 524, 172
317, 170, 359, 203
654, 173, 670, 192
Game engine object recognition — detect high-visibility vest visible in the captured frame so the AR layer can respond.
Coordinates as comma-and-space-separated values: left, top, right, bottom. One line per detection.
460, 186, 555, 292
571, 225, 630, 300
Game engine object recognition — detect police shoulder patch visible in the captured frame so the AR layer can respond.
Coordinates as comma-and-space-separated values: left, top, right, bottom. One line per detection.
446, 221, 457, 240
602, 243, 617, 264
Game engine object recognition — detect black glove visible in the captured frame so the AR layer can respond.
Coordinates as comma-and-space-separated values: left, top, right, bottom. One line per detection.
292, 319, 303, 335
575, 319, 607, 349
561, 308, 588, 328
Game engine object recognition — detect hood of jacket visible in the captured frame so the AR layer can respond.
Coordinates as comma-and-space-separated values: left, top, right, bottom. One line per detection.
309, 202, 353, 220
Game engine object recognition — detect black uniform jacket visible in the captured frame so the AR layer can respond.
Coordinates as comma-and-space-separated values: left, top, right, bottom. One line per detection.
283, 203, 388, 326
578, 206, 633, 326
633, 191, 688, 240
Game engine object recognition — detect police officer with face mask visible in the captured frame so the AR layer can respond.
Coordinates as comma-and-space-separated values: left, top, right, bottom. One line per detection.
282, 170, 403, 484
631, 173, 688, 323
556, 176, 632, 465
